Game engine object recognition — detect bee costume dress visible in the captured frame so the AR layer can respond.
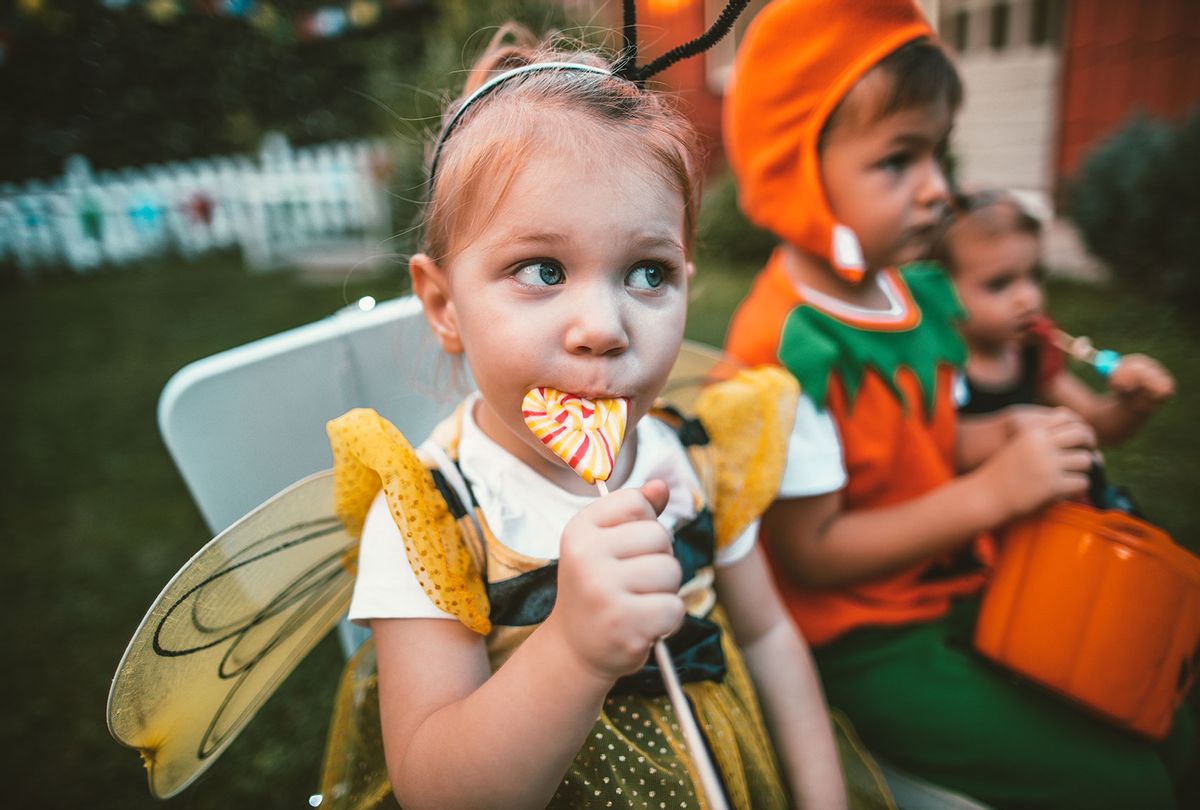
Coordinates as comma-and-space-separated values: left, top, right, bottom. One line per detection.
320, 367, 892, 809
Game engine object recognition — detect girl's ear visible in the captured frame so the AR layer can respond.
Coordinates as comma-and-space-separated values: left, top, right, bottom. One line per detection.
685, 260, 696, 280
410, 253, 463, 354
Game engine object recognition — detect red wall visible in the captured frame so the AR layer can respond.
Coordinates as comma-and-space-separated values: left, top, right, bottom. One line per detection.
1057, 0, 1200, 182
621, 1, 726, 173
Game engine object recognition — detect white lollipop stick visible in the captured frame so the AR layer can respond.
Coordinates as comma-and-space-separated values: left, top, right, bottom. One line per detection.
523, 389, 728, 808
592, 482, 729, 810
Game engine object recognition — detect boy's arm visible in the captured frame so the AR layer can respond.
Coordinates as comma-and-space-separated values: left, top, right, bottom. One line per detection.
1041, 355, 1174, 445
956, 404, 1073, 470
765, 411, 1096, 588
717, 544, 848, 810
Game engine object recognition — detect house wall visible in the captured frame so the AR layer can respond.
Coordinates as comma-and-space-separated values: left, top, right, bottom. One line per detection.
1057, 0, 1200, 181
939, 0, 1064, 209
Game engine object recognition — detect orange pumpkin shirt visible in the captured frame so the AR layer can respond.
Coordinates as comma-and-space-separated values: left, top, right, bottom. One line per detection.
726, 250, 994, 646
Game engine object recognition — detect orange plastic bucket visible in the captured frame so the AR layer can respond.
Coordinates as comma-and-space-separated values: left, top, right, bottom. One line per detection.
975, 501, 1200, 739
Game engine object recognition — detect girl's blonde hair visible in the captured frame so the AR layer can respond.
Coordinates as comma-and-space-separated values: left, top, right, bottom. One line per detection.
421, 24, 704, 263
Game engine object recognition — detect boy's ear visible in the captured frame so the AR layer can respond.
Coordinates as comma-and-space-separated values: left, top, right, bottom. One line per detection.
410, 253, 463, 354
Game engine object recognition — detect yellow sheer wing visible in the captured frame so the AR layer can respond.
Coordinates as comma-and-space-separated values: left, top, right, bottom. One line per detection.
107, 470, 355, 798
109, 408, 490, 799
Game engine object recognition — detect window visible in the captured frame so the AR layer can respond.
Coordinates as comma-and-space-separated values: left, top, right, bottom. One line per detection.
989, 2, 1010, 51
948, 9, 970, 52
1030, 0, 1064, 46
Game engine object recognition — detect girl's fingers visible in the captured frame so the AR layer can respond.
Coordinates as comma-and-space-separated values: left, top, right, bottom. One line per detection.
631, 593, 688, 639
605, 521, 675, 559
617, 552, 683, 595
588, 487, 664, 528
639, 479, 671, 517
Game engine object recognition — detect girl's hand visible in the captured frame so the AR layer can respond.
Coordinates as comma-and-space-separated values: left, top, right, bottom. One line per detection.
1108, 354, 1175, 414
547, 480, 684, 682
978, 407, 1096, 520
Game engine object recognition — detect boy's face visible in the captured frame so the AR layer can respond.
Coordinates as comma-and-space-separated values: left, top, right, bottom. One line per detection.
951, 227, 1044, 349
820, 73, 953, 271
414, 140, 691, 490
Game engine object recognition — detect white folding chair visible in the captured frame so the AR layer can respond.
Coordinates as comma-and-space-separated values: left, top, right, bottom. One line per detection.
158, 294, 462, 654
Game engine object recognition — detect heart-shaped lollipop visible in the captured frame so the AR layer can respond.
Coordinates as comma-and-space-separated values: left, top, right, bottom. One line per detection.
522, 388, 629, 485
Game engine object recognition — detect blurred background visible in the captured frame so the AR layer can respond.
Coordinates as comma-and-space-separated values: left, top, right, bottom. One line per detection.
2, 1, 1197, 807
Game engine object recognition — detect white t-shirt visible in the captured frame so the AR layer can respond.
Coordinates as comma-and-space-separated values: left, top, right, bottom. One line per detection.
349, 393, 844, 624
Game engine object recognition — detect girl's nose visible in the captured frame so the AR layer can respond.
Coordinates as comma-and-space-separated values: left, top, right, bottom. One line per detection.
1018, 278, 1044, 312
564, 290, 629, 356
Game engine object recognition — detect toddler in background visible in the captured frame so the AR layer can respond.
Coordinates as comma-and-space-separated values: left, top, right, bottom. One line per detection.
936, 189, 1175, 444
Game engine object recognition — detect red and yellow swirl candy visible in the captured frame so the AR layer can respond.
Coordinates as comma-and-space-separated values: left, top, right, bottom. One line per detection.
522, 388, 629, 484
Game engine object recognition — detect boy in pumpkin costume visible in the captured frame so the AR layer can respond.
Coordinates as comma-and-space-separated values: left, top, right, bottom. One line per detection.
722, 1, 1195, 806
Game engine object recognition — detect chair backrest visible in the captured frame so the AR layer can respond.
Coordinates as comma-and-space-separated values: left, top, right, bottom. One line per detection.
159, 295, 461, 535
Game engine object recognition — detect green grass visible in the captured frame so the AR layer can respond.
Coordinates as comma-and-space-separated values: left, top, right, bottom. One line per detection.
3, 251, 1196, 808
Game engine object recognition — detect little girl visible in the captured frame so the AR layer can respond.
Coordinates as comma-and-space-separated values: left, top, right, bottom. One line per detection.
319, 26, 878, 810
936, 189, 1175, 444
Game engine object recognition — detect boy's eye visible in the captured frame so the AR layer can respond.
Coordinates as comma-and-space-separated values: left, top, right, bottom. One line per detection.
514, 261, 565, 287
627, 263, 667, 290
880, 152, 912, 172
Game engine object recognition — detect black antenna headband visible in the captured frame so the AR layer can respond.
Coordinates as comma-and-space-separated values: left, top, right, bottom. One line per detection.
427, 0, 752, 191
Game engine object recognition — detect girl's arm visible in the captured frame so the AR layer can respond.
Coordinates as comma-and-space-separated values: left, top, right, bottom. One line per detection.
1041, 355, 1174, 445
373, 483, 683, 810
764, 410, 1096, 588
717, 544, 847, 810
373, 616, 609, 810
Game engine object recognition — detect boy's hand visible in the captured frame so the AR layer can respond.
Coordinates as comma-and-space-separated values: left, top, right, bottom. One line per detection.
548, 480, 684, 681
979, 408, 1096, 520
1108, 354, 1175, 414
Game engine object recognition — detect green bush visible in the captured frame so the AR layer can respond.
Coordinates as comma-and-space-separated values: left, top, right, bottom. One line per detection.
695, 168, 779, 267
1066, 109, 1200, 308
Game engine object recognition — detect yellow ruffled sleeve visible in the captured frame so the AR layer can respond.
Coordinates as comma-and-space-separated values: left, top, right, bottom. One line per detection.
326, 408, 491, 635
693, 366, 799, 549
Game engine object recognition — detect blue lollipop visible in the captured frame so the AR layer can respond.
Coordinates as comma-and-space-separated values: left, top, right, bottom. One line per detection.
1053, 329, 1122, 379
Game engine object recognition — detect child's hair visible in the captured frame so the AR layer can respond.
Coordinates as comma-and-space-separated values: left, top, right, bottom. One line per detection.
933, 189, 1043, 273
421, 25, 704, 264
821, 38, 963, 147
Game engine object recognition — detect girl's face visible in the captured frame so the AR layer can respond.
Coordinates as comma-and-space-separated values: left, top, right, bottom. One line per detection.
412, 141, 691, 491
820, 74, 953, 272
951, 228, 1044, 350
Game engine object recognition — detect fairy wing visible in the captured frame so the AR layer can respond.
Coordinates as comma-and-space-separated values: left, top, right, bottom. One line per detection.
107, 469, 354, 799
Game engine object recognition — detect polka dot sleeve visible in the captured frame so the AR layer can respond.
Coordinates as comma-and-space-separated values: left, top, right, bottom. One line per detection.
327, 408, 491, 635
693, 366, 799, 549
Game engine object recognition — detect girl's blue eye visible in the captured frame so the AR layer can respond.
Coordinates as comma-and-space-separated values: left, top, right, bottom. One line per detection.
514, 261, 565, 286
627, 263, 666, 290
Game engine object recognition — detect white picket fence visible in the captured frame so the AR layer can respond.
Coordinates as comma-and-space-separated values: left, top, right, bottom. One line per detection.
0, 132, 395, 277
